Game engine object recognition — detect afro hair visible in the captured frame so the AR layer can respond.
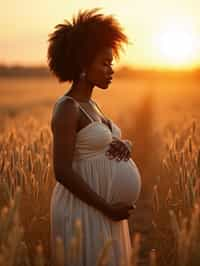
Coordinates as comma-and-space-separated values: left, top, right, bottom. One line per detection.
47, 8, 129, 82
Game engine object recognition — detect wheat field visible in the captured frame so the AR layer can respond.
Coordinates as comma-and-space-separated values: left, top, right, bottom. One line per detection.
1, 74, 200, 266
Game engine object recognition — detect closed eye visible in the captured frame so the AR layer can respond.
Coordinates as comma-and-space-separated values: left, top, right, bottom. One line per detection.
104, 62, 114, 67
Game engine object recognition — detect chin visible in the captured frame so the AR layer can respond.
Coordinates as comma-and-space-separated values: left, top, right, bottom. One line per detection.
96, 81, 110, 89
103, 85, 109, 89
101, 83, 110, 89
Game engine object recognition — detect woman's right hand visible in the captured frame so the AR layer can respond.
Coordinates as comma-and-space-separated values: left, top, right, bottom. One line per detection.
105, 202, 136, 221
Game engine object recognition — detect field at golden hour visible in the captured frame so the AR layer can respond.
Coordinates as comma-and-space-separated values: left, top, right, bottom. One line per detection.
1, 74, 200, 266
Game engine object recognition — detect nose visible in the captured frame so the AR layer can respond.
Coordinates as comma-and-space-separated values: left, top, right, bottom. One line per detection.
110, 67, 114, 76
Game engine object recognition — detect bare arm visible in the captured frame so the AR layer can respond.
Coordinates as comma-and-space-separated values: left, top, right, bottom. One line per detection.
51, 98, 110, 216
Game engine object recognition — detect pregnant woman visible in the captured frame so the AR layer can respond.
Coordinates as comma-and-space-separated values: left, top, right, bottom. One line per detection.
48, 8, 141, 266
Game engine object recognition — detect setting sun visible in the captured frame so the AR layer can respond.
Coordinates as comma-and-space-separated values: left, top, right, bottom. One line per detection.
1, 1, 200, 69
153, 20, 198, 67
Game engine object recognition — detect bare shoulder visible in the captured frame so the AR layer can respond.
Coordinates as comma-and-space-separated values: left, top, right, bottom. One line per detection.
51, 97, 80, 134
51, 97, 80, 175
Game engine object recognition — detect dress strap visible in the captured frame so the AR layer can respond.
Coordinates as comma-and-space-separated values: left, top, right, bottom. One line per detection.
90, 99, 106, 119
61, 95, 94, 122
90, 99, 113, 132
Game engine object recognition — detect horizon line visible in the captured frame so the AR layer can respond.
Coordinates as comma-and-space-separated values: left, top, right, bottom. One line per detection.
0, 63, 200, 72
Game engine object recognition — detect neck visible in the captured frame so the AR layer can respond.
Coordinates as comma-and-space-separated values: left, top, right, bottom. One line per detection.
66, 79, 94, 102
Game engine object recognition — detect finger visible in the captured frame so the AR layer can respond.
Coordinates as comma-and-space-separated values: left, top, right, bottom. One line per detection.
122, 141, 132, 154
106, 146, 117, 159
110, 140, 118, 147
119, 145, 128, 160
111, 142, 126, 159
108, 153, 115, 160
114, 145, 127, 161
114, 147, 123, 160
114, 141, 122, 149
105, 147, 113, 155
107, 143, 119, 158
122, 150, 128, 161
105, 148, 111, 155
120, 143, 126, 152
124, 150, 131, 161
118, 149, 126, 161
124, 143, 131, 153
115, 143, 125, 154
112, 146, 122, 158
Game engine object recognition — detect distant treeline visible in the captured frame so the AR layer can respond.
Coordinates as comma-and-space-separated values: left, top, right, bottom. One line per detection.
0, 64, 200, 79
0, 65, 50, 78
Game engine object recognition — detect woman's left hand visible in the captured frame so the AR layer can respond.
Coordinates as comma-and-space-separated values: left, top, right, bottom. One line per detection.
105, 137, 133, 161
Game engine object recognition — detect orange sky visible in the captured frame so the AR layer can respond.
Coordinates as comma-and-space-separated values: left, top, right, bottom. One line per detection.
1, 0, 200, 70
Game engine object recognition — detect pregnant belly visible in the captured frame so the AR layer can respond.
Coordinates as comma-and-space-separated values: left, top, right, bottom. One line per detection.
109, 158, 142, 204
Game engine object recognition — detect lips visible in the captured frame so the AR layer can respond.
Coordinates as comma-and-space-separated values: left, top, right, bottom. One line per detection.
106, 76, 113, 84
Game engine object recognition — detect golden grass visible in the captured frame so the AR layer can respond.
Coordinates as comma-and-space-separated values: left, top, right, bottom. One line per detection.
0, 75, 200, 265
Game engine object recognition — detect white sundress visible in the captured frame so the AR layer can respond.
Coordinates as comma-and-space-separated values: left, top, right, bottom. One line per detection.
50, 96, 141, 266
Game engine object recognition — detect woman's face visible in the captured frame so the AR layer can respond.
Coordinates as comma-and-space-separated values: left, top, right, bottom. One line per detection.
86, 47, 114, 89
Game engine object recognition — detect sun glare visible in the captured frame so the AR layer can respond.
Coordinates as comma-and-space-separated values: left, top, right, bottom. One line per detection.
153, 20, 199, 67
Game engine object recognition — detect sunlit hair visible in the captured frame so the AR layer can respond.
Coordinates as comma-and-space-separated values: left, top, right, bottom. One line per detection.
47, 8, 129, 82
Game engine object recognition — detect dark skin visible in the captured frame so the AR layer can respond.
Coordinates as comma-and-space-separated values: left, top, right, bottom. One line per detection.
51, 47, 135, 221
